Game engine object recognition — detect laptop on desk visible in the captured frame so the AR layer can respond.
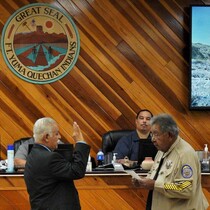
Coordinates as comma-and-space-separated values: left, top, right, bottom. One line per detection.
138, 140, 157, 166
54, 144, 74, 161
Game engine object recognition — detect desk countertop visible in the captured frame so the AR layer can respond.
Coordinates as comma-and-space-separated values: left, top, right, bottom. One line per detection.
0, 169, 147, 177
1, 169, 210, 177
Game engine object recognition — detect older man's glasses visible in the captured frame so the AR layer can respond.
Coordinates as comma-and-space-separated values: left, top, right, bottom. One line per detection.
151, 132, 165, 138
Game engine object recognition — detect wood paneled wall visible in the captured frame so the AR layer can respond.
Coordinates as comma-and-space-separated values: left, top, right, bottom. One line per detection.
1, 0, 210, 158
1, 0, 210, 209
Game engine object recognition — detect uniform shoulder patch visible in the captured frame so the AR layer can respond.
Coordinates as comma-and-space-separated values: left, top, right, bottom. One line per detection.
181, 165, 193, 178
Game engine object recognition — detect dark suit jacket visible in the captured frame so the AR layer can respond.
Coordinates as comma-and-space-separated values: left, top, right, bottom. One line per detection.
24, 143, 90, 210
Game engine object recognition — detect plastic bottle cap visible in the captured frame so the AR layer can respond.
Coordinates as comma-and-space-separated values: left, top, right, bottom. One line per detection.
7, 145, 14, 150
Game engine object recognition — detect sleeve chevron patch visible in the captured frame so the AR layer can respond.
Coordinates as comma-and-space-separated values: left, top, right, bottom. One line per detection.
164, 181, 192, 191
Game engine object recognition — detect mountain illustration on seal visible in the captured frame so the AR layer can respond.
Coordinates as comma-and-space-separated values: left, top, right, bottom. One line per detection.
14, 25, 68, 71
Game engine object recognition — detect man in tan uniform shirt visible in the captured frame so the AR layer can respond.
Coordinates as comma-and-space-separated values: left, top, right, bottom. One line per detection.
133, 114, 209, 210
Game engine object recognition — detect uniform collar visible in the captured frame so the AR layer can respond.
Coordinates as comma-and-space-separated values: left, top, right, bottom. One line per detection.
162, 136, 181, 158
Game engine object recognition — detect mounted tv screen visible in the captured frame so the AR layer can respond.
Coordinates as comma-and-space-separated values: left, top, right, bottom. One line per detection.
190, 5, 210, 110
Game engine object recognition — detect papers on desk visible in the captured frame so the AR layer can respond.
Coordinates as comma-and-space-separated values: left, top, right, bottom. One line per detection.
113, 163, 124, 171
124, 170, 142, 180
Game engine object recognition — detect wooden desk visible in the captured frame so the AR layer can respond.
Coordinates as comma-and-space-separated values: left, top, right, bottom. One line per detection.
0, 171, 210, 210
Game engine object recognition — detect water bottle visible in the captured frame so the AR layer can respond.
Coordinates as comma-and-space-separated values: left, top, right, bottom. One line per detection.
97, 149, 104, 166
7, 144, 14, 172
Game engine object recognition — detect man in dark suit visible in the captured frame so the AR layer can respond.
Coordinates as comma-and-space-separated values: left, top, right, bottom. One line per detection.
24, 117, 90, 210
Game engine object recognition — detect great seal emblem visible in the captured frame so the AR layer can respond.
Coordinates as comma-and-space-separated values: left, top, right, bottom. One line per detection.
1, 3, 80, 84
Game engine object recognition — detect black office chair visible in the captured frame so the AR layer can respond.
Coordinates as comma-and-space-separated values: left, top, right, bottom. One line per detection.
13, 137, 32, 154
102, 130, 133, 155
101, 130, 133, 165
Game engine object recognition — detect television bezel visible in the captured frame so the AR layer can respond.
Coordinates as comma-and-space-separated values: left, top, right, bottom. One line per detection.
189, 5, 210, 110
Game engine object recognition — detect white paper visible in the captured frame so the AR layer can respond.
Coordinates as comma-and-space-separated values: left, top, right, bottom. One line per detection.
113, 163, 124, 171
124, 170, 142, 180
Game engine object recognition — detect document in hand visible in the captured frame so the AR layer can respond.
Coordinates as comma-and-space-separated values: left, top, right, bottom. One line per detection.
124, 170, 142, 180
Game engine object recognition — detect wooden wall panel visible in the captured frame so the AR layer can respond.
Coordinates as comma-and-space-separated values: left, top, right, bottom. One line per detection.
1, 0, 210, 209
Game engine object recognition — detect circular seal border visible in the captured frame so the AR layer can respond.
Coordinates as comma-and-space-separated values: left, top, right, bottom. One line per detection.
181, 164, 193, 178
1, 3, 80, 84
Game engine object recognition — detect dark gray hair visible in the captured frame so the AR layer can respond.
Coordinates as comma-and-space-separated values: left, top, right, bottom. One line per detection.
150, 114, 179, 137
33, 117, 57, 142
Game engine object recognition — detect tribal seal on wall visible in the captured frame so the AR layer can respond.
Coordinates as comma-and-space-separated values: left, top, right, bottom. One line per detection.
1, 3, 80, 84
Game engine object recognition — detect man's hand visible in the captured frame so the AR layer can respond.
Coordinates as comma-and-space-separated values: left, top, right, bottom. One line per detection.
116, 158, 137, 168
72, 122, 84, 143
132, 177, 155, 190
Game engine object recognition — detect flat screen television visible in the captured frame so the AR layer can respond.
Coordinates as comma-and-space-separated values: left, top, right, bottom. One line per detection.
190, 5, 210, 110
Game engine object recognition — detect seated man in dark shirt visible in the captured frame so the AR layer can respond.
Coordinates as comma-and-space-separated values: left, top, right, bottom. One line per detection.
113, 109, 157, 167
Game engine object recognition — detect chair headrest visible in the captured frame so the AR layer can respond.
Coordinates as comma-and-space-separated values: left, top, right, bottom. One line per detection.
102, 130, 133, 154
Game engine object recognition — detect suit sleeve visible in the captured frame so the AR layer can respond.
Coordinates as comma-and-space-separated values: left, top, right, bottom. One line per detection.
49, 142, 90, 180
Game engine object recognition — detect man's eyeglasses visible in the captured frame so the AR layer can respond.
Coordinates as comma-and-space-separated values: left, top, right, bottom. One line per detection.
151, 132, 165, 138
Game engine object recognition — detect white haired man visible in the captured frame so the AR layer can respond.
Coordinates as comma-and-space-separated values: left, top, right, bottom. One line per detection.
24, 117, 90, 210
